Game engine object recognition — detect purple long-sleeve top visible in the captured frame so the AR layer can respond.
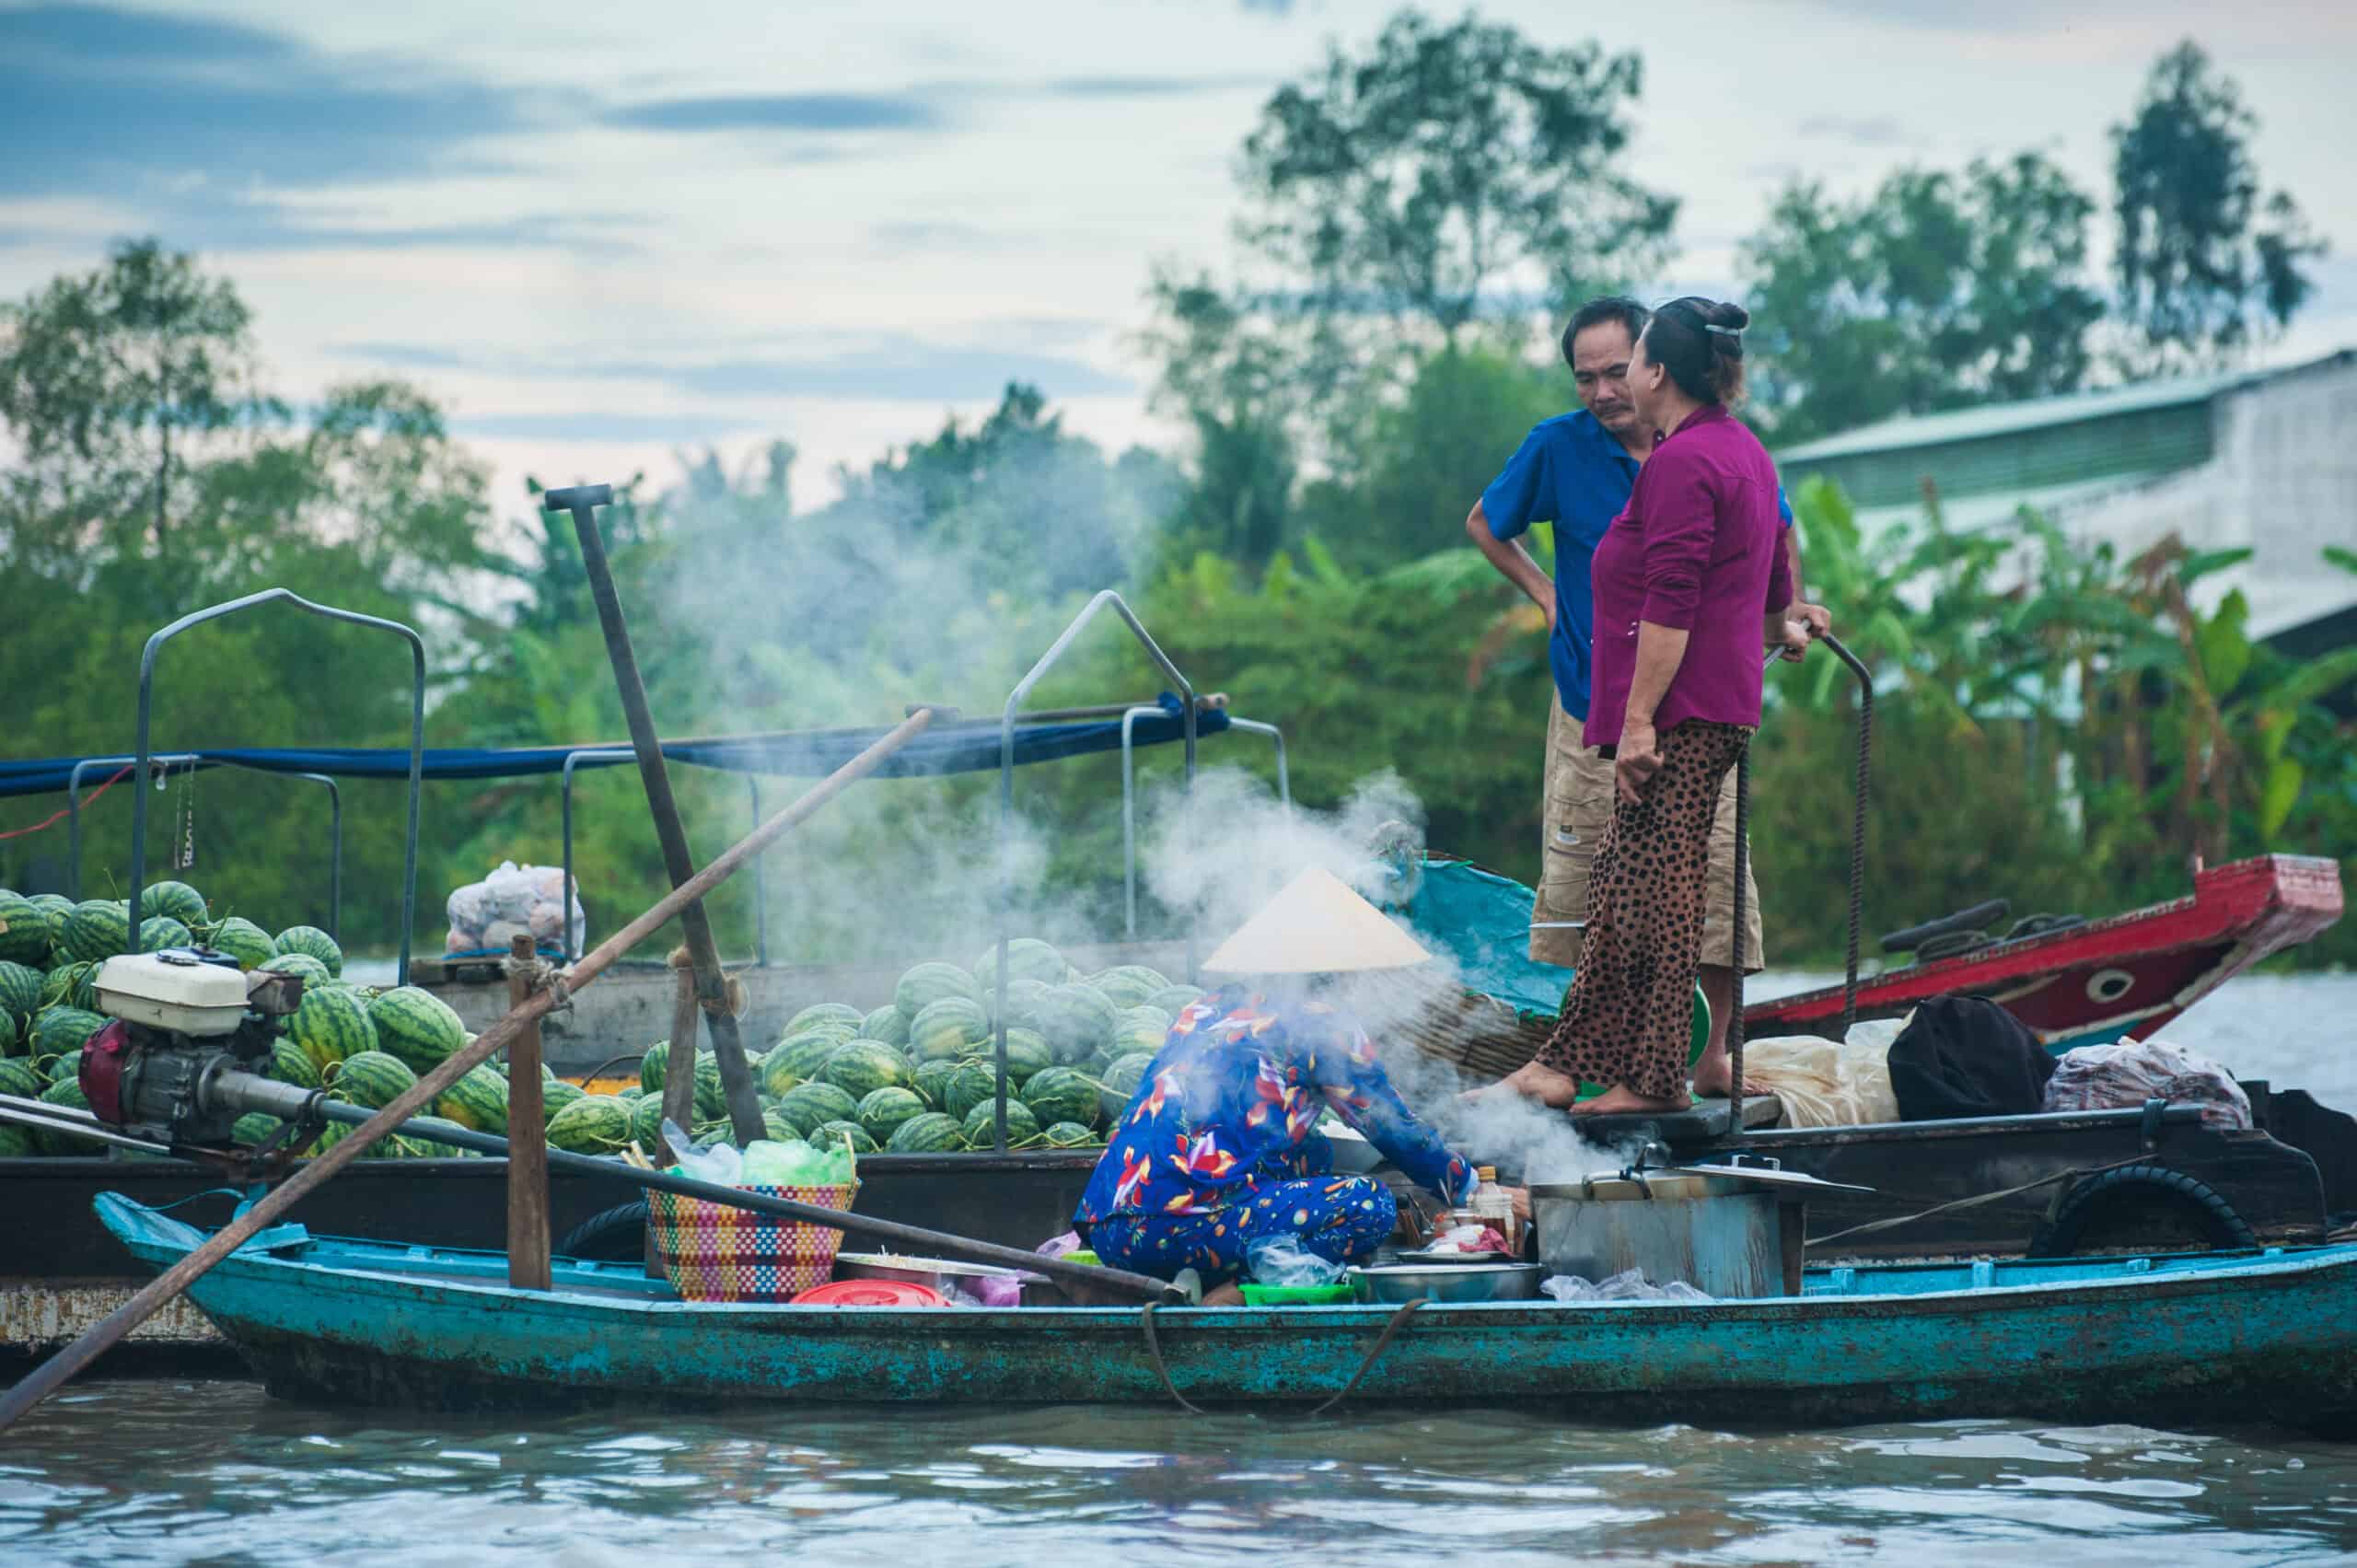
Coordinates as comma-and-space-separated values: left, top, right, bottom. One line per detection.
1585, 403, 1793, 749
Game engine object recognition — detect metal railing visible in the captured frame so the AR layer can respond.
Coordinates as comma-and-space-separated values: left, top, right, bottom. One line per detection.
1120, 706, 1289, 940
558, 749, 768, 967
66, 754, 343, 937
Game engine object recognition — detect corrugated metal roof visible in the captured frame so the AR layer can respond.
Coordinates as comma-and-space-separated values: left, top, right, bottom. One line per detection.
1772, 354, 2351, 462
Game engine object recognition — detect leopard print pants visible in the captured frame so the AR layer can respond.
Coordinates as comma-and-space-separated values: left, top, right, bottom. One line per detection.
1537, 720, 1753, 1100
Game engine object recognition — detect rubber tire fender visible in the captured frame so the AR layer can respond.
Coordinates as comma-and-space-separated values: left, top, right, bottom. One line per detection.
2026, 1163, 2258, 1258
555, 1200, 650, 1261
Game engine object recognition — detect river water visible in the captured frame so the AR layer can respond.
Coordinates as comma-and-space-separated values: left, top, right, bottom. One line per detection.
6, 971, 2354, 1564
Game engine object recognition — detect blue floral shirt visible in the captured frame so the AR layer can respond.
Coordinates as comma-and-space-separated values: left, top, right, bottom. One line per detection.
1074, 986, 1477, 1225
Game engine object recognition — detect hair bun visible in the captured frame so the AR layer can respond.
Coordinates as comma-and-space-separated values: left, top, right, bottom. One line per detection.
1704, 301, 1750, 333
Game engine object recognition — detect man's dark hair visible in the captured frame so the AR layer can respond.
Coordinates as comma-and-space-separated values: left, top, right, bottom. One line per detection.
1561, 296, 1651, 367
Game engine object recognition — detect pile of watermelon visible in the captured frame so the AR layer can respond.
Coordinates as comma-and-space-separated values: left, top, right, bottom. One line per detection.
613, 938, 1203, 1161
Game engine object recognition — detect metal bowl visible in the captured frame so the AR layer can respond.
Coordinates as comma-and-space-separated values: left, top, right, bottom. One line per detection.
1350, 1262, 1543, 1305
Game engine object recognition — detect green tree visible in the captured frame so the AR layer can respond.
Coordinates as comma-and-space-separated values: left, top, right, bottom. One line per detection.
2112, 41, 2327, 370
1741, 154, 2105, 443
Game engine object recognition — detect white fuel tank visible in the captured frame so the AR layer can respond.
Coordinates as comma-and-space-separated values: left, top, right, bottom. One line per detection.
95, 952, 252, 1036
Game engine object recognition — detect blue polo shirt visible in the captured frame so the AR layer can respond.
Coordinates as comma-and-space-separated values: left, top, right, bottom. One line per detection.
1481, 409, 1792, 723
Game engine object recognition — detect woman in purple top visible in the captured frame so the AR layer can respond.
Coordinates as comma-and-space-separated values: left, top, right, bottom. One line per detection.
1495, 297, 1829, 1115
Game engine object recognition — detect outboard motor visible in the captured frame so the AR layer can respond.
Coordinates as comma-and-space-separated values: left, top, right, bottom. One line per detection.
78, 948, 318, 1149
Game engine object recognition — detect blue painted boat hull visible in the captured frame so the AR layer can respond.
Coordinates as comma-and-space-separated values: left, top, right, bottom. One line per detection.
93, 1194, 2357, 1430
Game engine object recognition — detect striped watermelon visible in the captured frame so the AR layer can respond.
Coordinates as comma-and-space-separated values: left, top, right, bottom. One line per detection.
540, 1078, 587, 1117
855, 1086, 926, 1144
1037, 984, 1118, 1063
970, 937, 1070, 991
41, 961, 99, 1012
943, 1062, 1001, 1122
1111, 1008, 1172, 1058
638, 1039, 675, 1096
32, 1005, 105, 1063
366, 986, 467, 1074
545, 1095, 632, 1154
894, 960, 981, 1019
761, 1029, 842, 1096
776, 1080, 858, 1136
761, 1109, 800, 1145
985, 978, 1048, 1031
998, 1028, 1054, 1086
1087, 965, 1168, 1010
206, 916, 276, 970
0, 1012, 15, 1055
0, 959, 41, 1023
886, 1110, 965, 1154
331, 1050, 417, 1110
0, 1058, 41, 1098
34, 1078, 95, 1154
691, 1053, 727, 1121
140, 880, 209, 927
911, 1056, 960, 1109
0, 1123, 33, 1158
137, 916, 193, 953
26, 895, 73, 952
908, 996, 989, 1062
290, 984, 377, 1074
1021, 1066, 1099, 1129
435, 1064, 509, 1133
273, 925, 343, 976
629, 1092, 666, 1152
269, 1037, 321, 1090
259, 952, 330, 986
857, 1005, 910, 1047
813, 1119, 878, 1156
232, 1113, 282, 1147
1145, 984, 1205, 1016
60, 900, 131, 964
1098, 1052, 1155, 1120
0, 891, 50, 964
961, 1097, 1038, 1148
822, 1040, 913, 1099
784, 1002, 865, 1039
1041, 1121, 1100, 1149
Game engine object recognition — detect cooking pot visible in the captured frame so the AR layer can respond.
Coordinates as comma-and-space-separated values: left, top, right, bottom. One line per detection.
1528, 1169, 1802, 1299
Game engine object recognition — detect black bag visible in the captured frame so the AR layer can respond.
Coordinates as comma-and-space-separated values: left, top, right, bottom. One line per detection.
1887, 994, 2057, 1121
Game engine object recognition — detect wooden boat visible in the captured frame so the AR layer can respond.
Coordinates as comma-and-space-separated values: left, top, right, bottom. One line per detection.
94, 1191, 2357, 1431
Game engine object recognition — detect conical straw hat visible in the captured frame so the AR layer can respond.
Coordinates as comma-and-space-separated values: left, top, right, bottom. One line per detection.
1199, 866, 1434, 975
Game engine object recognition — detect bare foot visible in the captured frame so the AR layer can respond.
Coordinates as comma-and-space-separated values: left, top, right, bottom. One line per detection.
1569, 1083, 1689, 1117
1201, 1281, 1246, 1307
1689, 1042, 1761, 1099
1462, 1060, 1583, 1110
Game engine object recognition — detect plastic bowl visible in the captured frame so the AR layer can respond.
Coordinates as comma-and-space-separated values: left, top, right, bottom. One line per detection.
1238, 1282, 1356, 1307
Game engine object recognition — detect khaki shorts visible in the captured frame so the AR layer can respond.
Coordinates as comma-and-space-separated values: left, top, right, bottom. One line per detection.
1530, 699, 1765, 971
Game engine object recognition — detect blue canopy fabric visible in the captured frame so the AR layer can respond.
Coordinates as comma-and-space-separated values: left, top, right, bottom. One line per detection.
1400, 857, 1573, 1020
0, 694, 1227, 799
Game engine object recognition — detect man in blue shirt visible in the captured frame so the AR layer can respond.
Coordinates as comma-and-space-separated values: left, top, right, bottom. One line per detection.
1464, 296, 1802, 1098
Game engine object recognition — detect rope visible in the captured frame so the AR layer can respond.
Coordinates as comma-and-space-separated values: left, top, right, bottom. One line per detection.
0, 765, 132, 842
1306, 1297, 1428, 1417
1137, 1303, 1205, 1414
1805, 1154, 2151, 1249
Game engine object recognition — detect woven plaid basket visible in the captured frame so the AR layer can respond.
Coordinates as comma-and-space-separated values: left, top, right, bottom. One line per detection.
645, 1182, 860, 1303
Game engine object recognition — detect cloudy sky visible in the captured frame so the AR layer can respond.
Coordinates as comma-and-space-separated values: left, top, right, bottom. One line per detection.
3, 0, 2351, 519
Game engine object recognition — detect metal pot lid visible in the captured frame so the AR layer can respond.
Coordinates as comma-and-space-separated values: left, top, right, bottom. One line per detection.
1651, 1161, 1875, 1193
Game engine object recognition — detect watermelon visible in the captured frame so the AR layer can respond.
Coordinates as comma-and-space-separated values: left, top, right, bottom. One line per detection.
776, 1081, 858, 1137
857, 1005, 911, 1047
760, 1109, 802, 1145
997, 1028, 1053, 1086
691, 1053, 727, 1121
1088, 965, 1169, 1010
813, 1118, 878, 1156
821, 1040, 913, 1099
0, 1123, 34, 1158
32, 1005, 105, 1063
232, 1113, 281, 1146
894, 960, 981, 1019
854, 1085, 927, 1144
760, 1030, 842, 1096
40, 961, 99, 1012
944, 1062, 1004, 1122
0, 1058, 42, 1098
0, 891, 51, 964
136, 879, 206, 924
546, 1094, 632, 1154
331, 1050, 417, 1110
60, 900, 131, 964
289, 984, 376, 1074
911, 1056, 960, 1109
886, 1110, 965, 1154
206, 916, 276, 970
435, 1063, 509, 1133
1146, 984, 1205, 1016
784, 1003, 865, 1039
0, 1012, 15, 1055
908, 996, 989, 1062
961, 1097, 1039, 1148
971, 937, 1069, 991
619, 1084, 644, 1101
1112, 1007, 1172, 1056
539, 1079, 587, 1123
629, 1093, 667, 1152
0, 959, 42, 1022
985, 977, 1048, 1030
366, 986, 467, 1074
1022, 1065, 1099, 1130
269, 1037, 321, 1090
272, 925, 343, 976
1041, 1121, 1100, 1149
26, 894, 74, 951
1098, 1052, 1155, 1120
133, 914, 192, 952
33, 1078, 95, 1154
638, 1038, 676, 1097
259, 951, 330, 987
1037, 983, 1118, 1063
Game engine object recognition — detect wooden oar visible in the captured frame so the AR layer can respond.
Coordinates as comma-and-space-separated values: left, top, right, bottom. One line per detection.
0, 709, 953, 1431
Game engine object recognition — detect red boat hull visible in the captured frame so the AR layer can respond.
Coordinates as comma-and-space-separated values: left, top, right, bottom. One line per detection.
1746, 854, 2344, 1049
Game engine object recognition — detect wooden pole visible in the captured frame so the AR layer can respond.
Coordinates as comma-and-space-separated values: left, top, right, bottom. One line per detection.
505, 934, 552, 1292
660, 956, 701, 1156
549, 484, 764, 1147
0, 708, 935, 1434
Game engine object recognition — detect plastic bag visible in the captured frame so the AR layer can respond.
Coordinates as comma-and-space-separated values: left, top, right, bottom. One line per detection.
665, 1119, 742, 1186
443, 860, 586, 956
1246, 1235, 1345, 1288
1035, 1230, 1086, 1261
2041, 1037, 2251, 1130
1541, 1269, 1712, 1304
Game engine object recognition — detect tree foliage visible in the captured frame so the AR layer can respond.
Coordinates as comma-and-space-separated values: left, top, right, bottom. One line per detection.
2112, 41, 2327, 370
